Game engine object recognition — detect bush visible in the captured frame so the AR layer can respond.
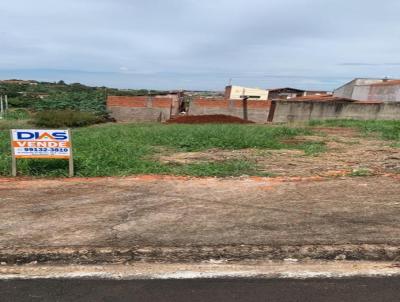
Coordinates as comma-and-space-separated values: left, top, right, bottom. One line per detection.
5, 108, 31, 120
0, 119, 31, 130
33, 91, 107, 115
33, 110, 104, 128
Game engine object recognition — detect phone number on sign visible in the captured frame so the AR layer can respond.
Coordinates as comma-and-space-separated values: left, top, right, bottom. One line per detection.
23, 147, 69, 152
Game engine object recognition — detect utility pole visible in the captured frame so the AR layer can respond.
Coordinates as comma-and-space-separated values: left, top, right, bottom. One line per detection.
0, 95, 9, 119
0, 95, 3, 119
241, 88, 248, 121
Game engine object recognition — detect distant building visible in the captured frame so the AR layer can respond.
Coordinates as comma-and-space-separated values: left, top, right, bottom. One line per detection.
0, 79, 38, 85
303, 90, 332, 96
267, 88, 331, 100
17, 92, 49, 99
267, 88, 305, 100
225, 85, 331, 101
334, 78, 400, 102
225, 85, 269, 100
289, 94, 352, 102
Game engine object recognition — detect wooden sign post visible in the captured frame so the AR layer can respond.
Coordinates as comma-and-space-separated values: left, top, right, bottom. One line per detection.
10, 129, 74, 177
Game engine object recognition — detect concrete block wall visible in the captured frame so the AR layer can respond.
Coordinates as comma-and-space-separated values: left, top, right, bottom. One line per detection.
368, 85, 400, 103
352, 86, 371, 101
107, 96, 175, 122
188, 98, 271, 123
272, 101, 400, 122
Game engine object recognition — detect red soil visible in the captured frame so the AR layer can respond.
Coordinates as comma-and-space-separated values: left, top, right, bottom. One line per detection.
166, 114, 254, 124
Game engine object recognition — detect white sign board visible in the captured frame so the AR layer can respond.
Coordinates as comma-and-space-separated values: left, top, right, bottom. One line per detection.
11, 129, 71, 159
10, 129, 74, 177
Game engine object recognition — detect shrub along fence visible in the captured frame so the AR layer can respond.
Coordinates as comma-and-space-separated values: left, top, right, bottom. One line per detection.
33, 110, 104, 128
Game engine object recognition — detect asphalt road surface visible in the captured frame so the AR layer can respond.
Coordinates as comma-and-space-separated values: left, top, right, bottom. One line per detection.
1, 277, 400, 302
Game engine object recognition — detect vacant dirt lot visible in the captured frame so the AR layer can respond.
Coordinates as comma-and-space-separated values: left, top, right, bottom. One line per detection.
159, 127, 400, 177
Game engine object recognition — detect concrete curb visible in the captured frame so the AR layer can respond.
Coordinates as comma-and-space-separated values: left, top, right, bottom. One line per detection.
1, 244, 400, 265
1, 261, 400, 280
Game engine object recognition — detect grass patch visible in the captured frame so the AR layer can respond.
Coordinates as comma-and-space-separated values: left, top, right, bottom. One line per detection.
3, 109, 31, 120
0, 119, 31, 130
0, 123, 313, 177
296, 141, 327, 156
168, 160, 272, 177
309, 119, 400, 142
349, 168, 373, 177
0, 109, 32, 130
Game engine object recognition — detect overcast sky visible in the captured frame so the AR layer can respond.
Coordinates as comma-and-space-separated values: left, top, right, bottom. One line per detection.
1, 0, 399, 90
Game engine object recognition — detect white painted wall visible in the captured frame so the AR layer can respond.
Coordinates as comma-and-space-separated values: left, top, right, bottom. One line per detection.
227, 85, 269, 100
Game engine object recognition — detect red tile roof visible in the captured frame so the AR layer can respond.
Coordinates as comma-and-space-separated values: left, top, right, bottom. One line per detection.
288, 95, 384, 104
370, 80, 400, 87
289, 94, 355, 102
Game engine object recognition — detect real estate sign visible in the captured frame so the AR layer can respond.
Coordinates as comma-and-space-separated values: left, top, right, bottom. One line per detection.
11, 129, 71, 159
10, 129, 74, 176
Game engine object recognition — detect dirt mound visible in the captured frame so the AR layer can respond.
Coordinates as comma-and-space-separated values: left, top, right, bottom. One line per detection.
166, 114, 254, 124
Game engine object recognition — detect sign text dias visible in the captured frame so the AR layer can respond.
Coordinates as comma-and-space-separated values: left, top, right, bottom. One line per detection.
10, 129, 74, 176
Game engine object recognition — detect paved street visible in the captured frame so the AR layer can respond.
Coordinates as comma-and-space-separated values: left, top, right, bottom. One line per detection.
1, 277, 400, 302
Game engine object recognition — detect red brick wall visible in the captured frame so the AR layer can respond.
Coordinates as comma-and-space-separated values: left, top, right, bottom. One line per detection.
107, 96, 174, 122
107, 96, 147, 108
152, 98, 173, 108
192, 98, 271, 109
191, 98, 229, 108
107, 96, 173, 108
188, 98, 272, 123
232, 100, 271, 109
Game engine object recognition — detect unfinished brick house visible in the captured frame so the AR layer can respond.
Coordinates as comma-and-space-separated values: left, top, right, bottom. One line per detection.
107, 93, 182, 122
188, 98, 271, 123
